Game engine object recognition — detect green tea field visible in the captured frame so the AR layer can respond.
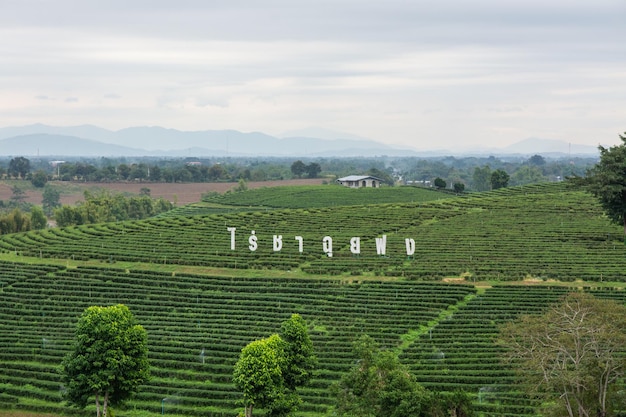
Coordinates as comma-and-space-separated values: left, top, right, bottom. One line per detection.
1, 182, 626, 416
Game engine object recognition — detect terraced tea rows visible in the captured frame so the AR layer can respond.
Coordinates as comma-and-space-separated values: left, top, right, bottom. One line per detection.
0, 262, 477, 416
1, 183, 625, 281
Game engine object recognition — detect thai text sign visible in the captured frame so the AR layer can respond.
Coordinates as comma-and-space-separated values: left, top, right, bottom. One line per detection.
227, 227, 416, 257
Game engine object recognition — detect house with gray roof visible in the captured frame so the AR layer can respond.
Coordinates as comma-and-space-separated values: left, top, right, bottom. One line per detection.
336, 175, 383, 188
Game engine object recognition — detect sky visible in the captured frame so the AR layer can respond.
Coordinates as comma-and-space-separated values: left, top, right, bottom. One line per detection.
1, 0, 625, 151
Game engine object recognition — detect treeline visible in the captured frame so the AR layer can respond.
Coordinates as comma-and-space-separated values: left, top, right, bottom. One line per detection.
0, 153, 597, 191
54, 191, 174, 227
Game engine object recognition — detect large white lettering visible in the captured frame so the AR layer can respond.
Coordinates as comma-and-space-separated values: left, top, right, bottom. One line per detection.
227, 227, 236, 250
248, 230, 258, 252
322, 236, 333, 257
273, 235, 283, 252
405, 238, 416, 256
350, 237, 360, 255
295, 236, 304, 253
375, 235, 387, 256
226, 227, 418, 258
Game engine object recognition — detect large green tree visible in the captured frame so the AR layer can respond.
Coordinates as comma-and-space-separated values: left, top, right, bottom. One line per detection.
490, 169, 510, 190
582, 132, 626, 236
333, 335, 474, 417
472, 165, 492, 191
233, 314, 316, 417
499, 292, 626, 417
61, 304, 150, 417
333, 335, 429, 417
8, 156, 30, 179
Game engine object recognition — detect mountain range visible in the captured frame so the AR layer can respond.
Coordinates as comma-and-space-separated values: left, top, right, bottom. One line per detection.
0, 124, 599, 158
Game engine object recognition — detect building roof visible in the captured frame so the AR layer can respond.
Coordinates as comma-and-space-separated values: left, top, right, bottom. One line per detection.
337, 175, 383, 182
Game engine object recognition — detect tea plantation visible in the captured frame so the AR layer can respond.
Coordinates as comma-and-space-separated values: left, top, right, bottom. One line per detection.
1, 182, 626, 416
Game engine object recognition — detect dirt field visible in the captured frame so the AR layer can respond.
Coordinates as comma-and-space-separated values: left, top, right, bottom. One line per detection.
0, 178, 326, 206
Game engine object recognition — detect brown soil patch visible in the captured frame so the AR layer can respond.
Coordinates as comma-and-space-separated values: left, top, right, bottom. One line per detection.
0, 179, 325, 206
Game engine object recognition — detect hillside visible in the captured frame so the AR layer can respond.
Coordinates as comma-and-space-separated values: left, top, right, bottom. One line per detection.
2, 182, 624, 281
2, 182, 626, 416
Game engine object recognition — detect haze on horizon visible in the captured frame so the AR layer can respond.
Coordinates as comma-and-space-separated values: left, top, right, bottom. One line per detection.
1, 0, 624, 152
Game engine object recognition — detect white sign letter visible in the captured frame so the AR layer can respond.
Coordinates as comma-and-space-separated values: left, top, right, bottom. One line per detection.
273, 235, 283, 252
405, 238, 416, 256
227, 227, 236, 250
295, 236, 304, 253
375, 235, 387, 256
248, 230, 258, 252
350, 237, 361, 254
322, 236, 333, 257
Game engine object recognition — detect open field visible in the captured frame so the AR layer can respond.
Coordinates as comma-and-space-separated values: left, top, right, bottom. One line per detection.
0, 178, 325, 206
1, 182, 626, 416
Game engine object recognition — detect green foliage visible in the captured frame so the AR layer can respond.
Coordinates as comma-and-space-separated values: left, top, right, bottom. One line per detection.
333, 335, 474, 417
279, 314, 316, 391
434, 177, 446, 189
235, 178, 249, 192
29, 206, 47, 230
61, 304, 149, 417
53, 190, 174, 226
0, 208, 31, 234
453, 182, 465, 193
42, 184, 61, 215
8, 157, 30, 179
499, 292, 626, 417
490, 169, 509, 190
233, 314, 316, 416
581, 132, 626, 234
305, 162, 321, 179
31, 170, 48, 188
333, 335, 418, 416
472, 165, 492, 191
290, 160, 306, 178
233, 334, 286, 417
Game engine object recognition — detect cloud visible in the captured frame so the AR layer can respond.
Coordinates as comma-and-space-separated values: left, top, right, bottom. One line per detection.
0, 0, 624, 149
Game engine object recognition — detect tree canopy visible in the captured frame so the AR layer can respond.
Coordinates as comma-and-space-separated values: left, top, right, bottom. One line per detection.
333, 335, 474, 417
61, 304, 150, 417
499, 292, 626, 417
233, 314, 316, 417
581, 132, 626, 235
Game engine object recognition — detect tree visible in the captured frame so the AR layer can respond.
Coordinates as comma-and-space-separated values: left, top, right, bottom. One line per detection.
233, 314, 315, 417
279, 314, 316, 392
31, 170, 48, 188
580, 132, 626, 236
510, 165, 545, 186
233, 334, 287, 417
8, 156, 30, 179
305, 162, 321, 179
528, 154, 546, 166
10, 186, 26, 207
499, 292, 626, 417
29, 206, 47, 230
453, 182, 465, 193
290, 160, 307, 178
61, 304, 149, 417
42, 185, 61, 215
472, 165, 492, 191
333, 335, 429, 417
434, 177, 446, 189
490, 169, 509, 189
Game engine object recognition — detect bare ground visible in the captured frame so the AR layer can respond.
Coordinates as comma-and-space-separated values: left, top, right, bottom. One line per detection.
0, 178, 325, 206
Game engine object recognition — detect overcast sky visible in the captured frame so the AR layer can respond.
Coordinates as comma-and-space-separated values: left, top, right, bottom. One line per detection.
1, 0, 625, 151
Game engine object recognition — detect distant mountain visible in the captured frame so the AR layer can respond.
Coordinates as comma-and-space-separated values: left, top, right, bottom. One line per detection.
0, 134, 148, 157
0, 124, 601, 158
0, 125, 412, 157
500, 137, 598, 155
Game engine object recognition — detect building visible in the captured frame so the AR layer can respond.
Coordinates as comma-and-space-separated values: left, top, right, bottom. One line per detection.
336, 175, 383, 188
